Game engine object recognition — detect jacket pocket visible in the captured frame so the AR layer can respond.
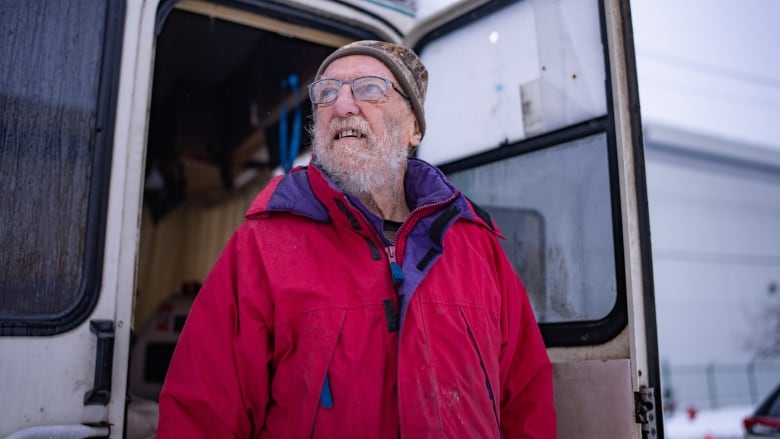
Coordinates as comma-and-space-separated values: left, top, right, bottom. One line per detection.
459, 308, 502, 438
264, 308, 346, 439
308, 310, 346, 436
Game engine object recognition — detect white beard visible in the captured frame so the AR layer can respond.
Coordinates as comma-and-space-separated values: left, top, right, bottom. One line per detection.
311, 113, 408, 196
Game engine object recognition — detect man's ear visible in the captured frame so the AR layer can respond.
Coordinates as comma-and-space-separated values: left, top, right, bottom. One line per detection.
409, 120, 422, 147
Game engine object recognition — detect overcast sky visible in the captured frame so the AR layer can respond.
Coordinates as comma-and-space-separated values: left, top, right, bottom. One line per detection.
630, 0, 780, 150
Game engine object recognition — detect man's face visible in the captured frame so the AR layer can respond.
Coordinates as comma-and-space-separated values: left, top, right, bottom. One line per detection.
311, 55, 421, 195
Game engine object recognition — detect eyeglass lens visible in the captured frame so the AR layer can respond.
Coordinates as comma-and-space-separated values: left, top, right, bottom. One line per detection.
309, 76, 391, 104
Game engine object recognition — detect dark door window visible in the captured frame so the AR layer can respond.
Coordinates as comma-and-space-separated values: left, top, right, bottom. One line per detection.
0, 0, 123, 335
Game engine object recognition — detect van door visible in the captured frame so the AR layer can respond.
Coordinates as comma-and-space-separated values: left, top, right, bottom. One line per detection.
404, 0, 661, 437
0, 1, 137, 437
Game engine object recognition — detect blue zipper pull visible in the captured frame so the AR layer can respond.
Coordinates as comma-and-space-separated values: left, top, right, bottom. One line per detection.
385, 245, 405, 285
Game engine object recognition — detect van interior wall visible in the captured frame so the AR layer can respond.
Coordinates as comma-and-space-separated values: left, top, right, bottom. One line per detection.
135, 174, 270, 330
134, 6, 338, 329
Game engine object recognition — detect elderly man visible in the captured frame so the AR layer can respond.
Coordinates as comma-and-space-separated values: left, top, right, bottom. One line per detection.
158, 40, 556, 438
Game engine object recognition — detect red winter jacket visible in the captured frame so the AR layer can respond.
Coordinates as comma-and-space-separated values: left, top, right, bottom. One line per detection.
157, 159, 556, 438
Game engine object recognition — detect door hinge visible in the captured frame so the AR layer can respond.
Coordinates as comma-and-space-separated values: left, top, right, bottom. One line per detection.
634, 386, 657, 438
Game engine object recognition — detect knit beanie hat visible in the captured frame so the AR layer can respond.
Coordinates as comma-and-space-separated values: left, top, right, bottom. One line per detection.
315, 40, 429, 137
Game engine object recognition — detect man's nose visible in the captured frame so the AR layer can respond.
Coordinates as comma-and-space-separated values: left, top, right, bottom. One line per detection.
332, 83, 359, 117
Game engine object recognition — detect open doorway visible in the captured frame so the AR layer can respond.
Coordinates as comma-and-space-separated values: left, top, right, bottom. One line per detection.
125, 3, 366, 436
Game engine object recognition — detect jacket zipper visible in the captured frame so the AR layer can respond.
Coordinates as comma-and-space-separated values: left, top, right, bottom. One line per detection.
381, 196, 456, 330
339, 194, 460, 438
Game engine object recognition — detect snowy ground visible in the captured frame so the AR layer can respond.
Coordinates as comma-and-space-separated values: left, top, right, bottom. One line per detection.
664, 405, 754, 439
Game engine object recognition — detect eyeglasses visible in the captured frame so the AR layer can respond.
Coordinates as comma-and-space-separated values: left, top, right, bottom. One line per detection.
308, 75, 408, 105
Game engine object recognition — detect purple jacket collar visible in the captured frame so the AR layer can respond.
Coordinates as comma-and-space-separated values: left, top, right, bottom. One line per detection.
249, 158, 463, 226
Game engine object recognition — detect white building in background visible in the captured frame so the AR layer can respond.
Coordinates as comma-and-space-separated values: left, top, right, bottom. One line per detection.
643, 123, 780, 409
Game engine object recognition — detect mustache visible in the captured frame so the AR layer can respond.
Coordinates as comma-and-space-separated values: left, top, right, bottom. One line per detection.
327, 116, 373, 140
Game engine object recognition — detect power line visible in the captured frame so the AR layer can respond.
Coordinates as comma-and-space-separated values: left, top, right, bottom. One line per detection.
653, 249, 780, 267
638, 76, 780, 111
637, 48, 780, 90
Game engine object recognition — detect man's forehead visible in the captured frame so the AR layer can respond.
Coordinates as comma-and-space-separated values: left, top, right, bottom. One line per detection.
320, 55, 397, 81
